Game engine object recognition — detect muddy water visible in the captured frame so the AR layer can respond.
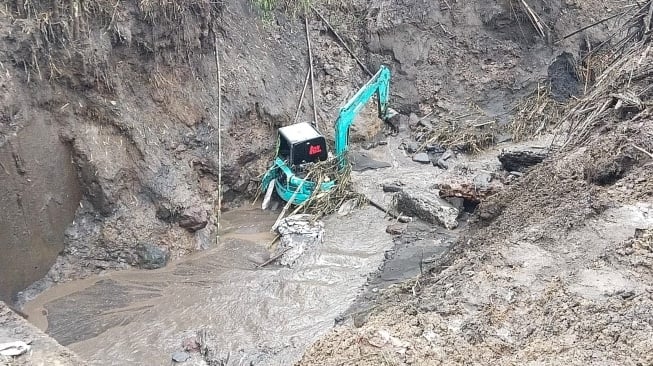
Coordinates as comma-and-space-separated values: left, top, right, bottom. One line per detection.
23, 206, 394, 365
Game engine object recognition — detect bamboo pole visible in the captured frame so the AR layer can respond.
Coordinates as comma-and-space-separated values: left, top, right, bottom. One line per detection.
214, 36, 223, 233
305, 14, 319, 130
311, 5, 373, 77
294, 68, 310, 124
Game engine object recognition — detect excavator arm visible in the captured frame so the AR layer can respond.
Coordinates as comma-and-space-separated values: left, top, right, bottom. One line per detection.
334, 65, 393, 167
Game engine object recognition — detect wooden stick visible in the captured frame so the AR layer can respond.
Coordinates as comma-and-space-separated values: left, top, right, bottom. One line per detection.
366, 196, 409, 221
294, 68, 311, 124
632, 144, 653, 159
556, 11, 624, 44
256, 247, 291, 268
271, 175, 309, 232
519, 0, 546, 38
305, 14, 320, 130
311, 5, 373, 77
214, 36, 223, 233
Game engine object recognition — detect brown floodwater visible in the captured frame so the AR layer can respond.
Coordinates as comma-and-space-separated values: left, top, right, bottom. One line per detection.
22, 206, 394, 365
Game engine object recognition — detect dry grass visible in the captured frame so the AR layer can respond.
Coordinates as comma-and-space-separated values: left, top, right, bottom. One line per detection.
510, 84, 565, 141
557, 0, 653, 150
415, 121, 497, 154
292, 157, 367, 218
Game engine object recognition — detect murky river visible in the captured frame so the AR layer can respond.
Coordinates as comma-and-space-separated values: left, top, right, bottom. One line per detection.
23, 206, 394, 365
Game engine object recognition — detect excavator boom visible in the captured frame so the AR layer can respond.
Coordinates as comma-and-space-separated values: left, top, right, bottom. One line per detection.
334, 65, 392, 164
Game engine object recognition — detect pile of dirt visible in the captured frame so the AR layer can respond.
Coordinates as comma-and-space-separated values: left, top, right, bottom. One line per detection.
299, 2, 653, 364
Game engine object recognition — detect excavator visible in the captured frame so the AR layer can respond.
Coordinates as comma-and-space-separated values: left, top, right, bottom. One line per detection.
261, 65, 394, 206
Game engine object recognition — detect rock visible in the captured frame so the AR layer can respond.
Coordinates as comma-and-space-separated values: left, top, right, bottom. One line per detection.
135, 243, 169, 269
172, 351, 190, 363
498, 150, 547, 172
182, 336, 200, 353
408, 113, 420, 128
386, 223, 407, 235
441, 149, 454, 161
382, 184, 403, 193
548, 52, 580, 102
473, 172, 493, 188
412, 152, 431, 164
435, 158, 449, 169
386, 113, 402, 132
350, 152, 392, 172
426, 144, 445, 153
276, 214, 324, 267
395, 189, 459, 229
403, 142, 419, 154
444, 197, 465, 212
178, 207, 208, 232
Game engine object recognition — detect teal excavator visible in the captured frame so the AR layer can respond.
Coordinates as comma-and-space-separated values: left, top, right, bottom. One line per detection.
261, 65, 394, 206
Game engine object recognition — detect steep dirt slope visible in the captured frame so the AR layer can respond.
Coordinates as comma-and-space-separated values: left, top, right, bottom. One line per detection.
1, 0, 316, 302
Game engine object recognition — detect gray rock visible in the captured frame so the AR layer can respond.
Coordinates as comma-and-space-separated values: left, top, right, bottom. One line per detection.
435, 158, 449, 169
405, 142, 419, 154
408, 113, 420, 128
172, 351, 190, 363
382, 184, 403, 193
395, 189, 459, 229
135, 243, 169, 269
178, 207, 208, 232
473, 172, 493, 188
444, 197, 465, 212
412, 152, 431, 164
350, 152, 392, 172
386, 223, 407, 235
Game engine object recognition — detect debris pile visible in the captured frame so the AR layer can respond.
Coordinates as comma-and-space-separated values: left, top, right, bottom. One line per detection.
274, 214, 325, 267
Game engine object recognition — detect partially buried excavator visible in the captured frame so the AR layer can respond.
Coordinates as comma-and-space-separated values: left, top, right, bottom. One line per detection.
261, 65, 395, 206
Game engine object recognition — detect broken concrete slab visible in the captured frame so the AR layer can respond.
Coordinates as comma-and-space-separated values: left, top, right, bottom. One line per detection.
394, 189, 459, 229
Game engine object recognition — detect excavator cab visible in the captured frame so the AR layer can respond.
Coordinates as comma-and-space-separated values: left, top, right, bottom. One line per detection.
277, 122, 328, 166
261, 65, 392, 206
